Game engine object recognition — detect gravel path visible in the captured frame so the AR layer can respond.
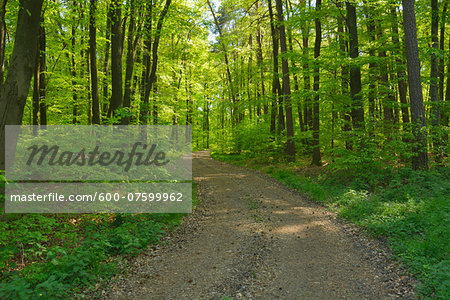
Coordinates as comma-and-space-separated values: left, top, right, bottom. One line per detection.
102, 151, 415, 299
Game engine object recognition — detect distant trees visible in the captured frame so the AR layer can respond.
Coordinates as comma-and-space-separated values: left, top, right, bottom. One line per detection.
0, 0, 448, 170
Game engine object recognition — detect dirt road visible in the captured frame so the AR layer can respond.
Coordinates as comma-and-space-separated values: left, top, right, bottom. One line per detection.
104, 151, 414, 299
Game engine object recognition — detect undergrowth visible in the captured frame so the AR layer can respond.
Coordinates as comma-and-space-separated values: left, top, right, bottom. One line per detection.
0, 184, 197, 299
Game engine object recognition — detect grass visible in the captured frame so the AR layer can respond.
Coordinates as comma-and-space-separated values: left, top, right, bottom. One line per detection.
0, 183, 198, 299
211, 151, 449, 299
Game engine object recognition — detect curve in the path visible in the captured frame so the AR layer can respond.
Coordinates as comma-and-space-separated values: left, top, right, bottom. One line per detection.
105, 151, 408, 300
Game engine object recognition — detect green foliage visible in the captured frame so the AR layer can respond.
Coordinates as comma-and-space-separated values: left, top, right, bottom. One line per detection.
0, 208, 191, 299
213, 153, 449, 299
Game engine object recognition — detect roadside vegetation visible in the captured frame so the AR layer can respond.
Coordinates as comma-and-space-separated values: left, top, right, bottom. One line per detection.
0, 181, 197, 299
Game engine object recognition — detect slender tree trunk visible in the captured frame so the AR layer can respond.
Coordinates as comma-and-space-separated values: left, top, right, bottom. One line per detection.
430, 0, 439, 124
346, 2, 365, 130
0, 0, 7, 92
248, 34, 253, 120
39, 19, 46, 126
207, 0, 236, 125
337, 6, 352, 150
275, 0, 295, 160
377, 23, 394, 133
311, 0, 322, 166
256, 2, 267, 115
402, 0, 428, 170
71, 25, 78, 124
445, 33, 450, 132
89, 0, 100, 124
438, 1, 447, 103
32, 38, 40, 130
286, 0, 303, 132
102, 4, 112, 116
364, 7, 377, 124
122, 0, 137, 124
146, 0, 171, 124
109, 0, 123, 118
302, 0, 311, 132
268, 0, 281, 134
391, 6, 409, 126
140, 2, 152, 124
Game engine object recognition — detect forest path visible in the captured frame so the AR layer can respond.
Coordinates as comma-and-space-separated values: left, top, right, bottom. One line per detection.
104, 151, 411, 299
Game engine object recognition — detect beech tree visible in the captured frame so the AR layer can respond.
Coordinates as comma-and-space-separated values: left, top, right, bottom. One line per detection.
402, 0, 428, 170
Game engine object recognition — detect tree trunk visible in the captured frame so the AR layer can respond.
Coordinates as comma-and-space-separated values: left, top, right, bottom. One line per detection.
255, 2, 267, 115
302, 0, 311, 132
364, 6, 377, 124
286, 0, 303, 132
445, 33, 450, 131
32, 36, 39, 131
438, 1, 447, 103
89, 0, 100, 124
39, 19, 46, 126
346, 2, 365, 130
71, 25, 78, 124
275, 0, 295, 160
402, 0, 428, 170
102, 4, 112, 116
122, 0, 137, 125
429, 0, 439, 124
268, 0, 282, 135
145, 0, 171, 124
0, 0, 44, 222
140, 2, 152, 124
109, 0, 123, 118
391, 6, 409, 126
311, 0, 322, 166
337, 5, 352, 150
0, 0, 7, 92
377, 23, 394, 133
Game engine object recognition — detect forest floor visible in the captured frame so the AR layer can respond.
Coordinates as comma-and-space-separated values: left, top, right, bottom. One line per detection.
101, 151, 415, 299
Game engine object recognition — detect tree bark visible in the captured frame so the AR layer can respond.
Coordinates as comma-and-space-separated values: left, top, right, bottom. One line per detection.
0, 0, 44, 160
346, 2, 365, 130
140, 2, 152, 124
0, 0, 44, 221
302, 1, 311, 132
145, 0, 171, 124
445, 33, 450, 130
70, 25, 78, 124
39, 19, 46, 126
438, 0, 447, 103
429, 0, 439, 124
0, 0, 7, 92
286, 0, 303, 132
268, 0, 285, 135
102, 4, 112, 116
391, 6, 409, 126
311, 0, 322, 166
364, 6, 377, 123
255, 2, 267, 115
275, 0, 295, 160
268, 0, 283, 135
109, 0, 123, 118
89, 0, 100, 124
32, 37, 39, 131
122, 0, 138, 125
337, 4, 352, 150
402, 0, 428, 170
377, 23, 394, 132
